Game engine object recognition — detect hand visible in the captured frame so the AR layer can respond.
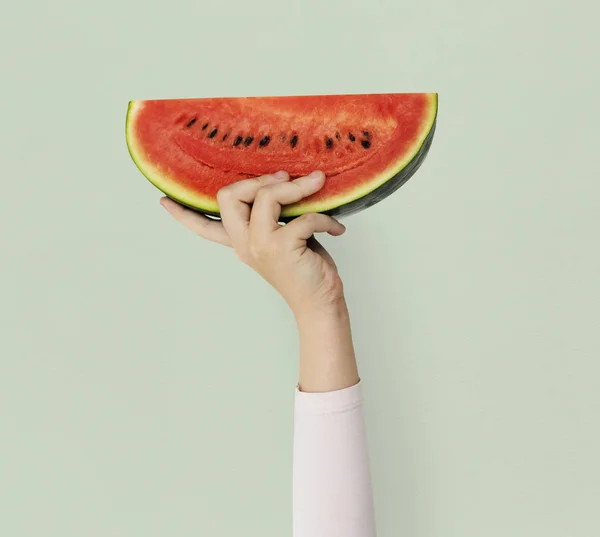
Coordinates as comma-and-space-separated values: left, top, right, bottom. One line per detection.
160, 170, 347, 317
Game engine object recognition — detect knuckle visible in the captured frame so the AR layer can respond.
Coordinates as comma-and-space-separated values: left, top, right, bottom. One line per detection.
249, 242, 267, 260
217, 185, 234, 201
258, 173, 276, 183
249, 235, 279, 261
255, 185, 276, 203
300, 212, 319, 225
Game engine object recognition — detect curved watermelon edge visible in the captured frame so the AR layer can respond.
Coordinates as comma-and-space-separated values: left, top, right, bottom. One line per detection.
126, 101, 221, 213
126, 94, 438, 221
309, 118, 437, 222
281, 93, 439, 219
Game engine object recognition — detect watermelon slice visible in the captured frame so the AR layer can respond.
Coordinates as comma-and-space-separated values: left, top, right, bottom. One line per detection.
126, 93, 438, 220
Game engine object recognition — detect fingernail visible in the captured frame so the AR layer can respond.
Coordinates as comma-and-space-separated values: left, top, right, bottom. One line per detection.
309, 170, 324, 179
274, 170, 288, 179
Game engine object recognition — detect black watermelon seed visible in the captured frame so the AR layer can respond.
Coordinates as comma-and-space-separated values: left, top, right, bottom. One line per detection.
244, 136, 253, 146
326, 137, 333, 149
208, 128, 218, 138
186, 118, 197, 127
202, 123, 208, 130
361, 140, 371, 149
222, 133, 228, 141
363, 130, 370, 137
234, 136, 243, 146
349, 133, 356, 142
259, 135, 270, 147
290, 135, 298, 148
335, 132, 342, 141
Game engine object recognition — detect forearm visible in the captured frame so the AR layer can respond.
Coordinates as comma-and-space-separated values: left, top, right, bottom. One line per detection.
294, 298, 360, 393
292, 299, 377, 537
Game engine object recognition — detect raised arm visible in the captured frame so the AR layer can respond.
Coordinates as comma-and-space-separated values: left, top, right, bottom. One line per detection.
160, 170, 377, 537
293, 298, 377, 537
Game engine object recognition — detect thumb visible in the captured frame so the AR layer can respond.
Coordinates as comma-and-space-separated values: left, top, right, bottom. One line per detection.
283, 212, 346, 241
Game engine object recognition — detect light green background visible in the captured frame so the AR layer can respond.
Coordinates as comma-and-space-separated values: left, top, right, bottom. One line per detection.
1, 1, 599, 536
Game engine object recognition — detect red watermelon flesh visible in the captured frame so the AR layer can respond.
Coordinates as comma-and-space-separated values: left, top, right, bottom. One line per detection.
126, 93, 438, 219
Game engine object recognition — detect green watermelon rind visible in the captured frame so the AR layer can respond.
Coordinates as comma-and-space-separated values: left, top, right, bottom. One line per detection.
126, 94, 438, 221
126, 101, 220, 214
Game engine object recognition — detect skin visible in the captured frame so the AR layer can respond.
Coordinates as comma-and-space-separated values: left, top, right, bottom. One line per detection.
160, 169, 360, 393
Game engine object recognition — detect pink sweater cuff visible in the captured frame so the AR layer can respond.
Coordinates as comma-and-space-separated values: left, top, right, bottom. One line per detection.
292, 379, 377, 537
294, 378, 364, 413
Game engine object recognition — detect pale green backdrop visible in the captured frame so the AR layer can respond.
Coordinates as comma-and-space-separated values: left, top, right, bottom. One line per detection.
1, 1, 599, 536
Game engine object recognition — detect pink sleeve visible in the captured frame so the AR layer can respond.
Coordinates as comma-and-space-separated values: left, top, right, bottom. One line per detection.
292, 380, 377, 537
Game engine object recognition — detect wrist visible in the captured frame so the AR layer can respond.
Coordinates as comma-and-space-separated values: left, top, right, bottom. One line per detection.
291, 295, 349, 326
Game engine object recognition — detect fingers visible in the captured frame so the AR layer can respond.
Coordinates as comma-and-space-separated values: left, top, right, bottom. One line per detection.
160, 171, 342, 253
250, 171, 326, 235
283, 212, 346, 242
217, 171, 289, 246
160, 197, 231, 247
